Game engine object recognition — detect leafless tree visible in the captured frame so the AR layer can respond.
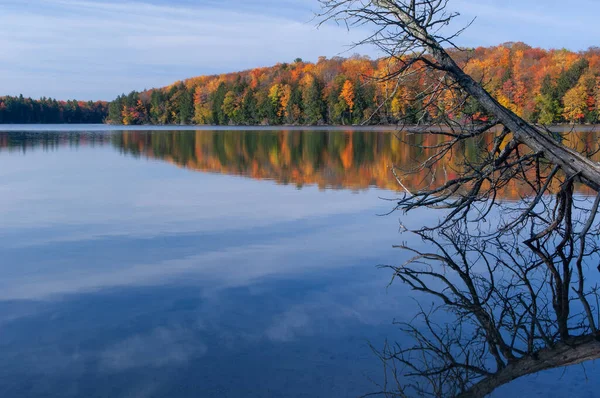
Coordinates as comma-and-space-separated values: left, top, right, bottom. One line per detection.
374, 186, 600, 397
316, 1, 600, 396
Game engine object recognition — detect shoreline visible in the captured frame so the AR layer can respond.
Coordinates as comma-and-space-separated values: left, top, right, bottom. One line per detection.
0, 123, 598, 133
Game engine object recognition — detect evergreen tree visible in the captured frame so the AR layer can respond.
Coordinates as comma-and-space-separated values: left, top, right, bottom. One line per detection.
211, 82, 228, 125
302, 77, 325, 125
240, 89, 258, 124
178, 87, 194, 124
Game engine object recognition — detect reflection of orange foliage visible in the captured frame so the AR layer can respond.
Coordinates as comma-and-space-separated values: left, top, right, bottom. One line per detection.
109, 129, 599, 199
2, 130, 597, 199
340, 134, 353, 170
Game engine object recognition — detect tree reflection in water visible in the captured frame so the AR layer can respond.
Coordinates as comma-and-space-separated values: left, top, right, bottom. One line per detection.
379, 191, 600, 397
3, 128, 600, 397
377, 124, 600, 397
2, 128, 598, 198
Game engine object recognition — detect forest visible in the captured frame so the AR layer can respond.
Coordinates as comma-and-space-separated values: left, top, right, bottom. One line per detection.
3, 43, 599, 126
107, 42, 600, 126
0, 95, 108, 124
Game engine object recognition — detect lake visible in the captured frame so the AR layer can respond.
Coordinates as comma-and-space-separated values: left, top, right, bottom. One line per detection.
0, 125, 598, 397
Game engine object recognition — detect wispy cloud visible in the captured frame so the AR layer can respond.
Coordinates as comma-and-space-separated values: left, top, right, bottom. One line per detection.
0, 0, 369, 100
100, 326, 207, 371
451, 0, 600, 49
0, 0, 597, 100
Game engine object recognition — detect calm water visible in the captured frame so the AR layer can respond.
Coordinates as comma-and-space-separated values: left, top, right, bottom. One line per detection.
0, 126, 598, 398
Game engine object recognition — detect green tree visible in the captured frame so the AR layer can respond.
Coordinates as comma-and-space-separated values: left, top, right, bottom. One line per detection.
302, 77, 325, 125
178, 86, 194, 124
240, 89, 258, 124
211, 82, 228, 125
108, 95, 124, 124
221, 91, 240, 123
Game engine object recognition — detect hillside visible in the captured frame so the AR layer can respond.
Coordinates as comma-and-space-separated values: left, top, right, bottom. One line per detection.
107, 42, 600, 126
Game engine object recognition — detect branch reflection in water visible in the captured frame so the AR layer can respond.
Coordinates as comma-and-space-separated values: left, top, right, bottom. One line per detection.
2, 127, 600, 397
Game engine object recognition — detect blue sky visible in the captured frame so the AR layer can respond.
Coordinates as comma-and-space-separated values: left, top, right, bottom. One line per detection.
0, 0, 597, 101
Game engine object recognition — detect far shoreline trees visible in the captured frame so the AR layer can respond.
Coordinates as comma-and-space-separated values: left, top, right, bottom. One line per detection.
107, 43, 600, 126
2, 43, 599, 127
0, 95, 108, 124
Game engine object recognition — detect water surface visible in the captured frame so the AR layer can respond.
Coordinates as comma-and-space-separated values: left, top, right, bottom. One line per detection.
0, 126, 598, 397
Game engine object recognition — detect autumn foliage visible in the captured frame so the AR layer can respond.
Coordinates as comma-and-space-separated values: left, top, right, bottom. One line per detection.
107, 43, 600, 126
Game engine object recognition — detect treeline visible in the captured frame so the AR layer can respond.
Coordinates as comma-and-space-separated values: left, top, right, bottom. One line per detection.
107, 43, 600, 126
0, 95, 108, 124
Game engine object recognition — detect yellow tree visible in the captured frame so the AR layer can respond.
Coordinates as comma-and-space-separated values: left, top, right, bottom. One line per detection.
268, 84, 281, 115
269, 84, 292, 118
390, 86, 409, 119
279, 84, 292, 118
193, 86, 211, 124
563, 83, 587, 123
339, 80, 355, 113
122, 104, 132, 125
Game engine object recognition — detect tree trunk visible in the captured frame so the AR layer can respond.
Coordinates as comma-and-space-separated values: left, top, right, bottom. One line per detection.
435, 52, 600, 191
382, 1, 600, 191
457, 335, 600, 398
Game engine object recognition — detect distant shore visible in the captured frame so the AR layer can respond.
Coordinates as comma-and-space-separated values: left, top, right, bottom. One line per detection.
0, 123, 598, 133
